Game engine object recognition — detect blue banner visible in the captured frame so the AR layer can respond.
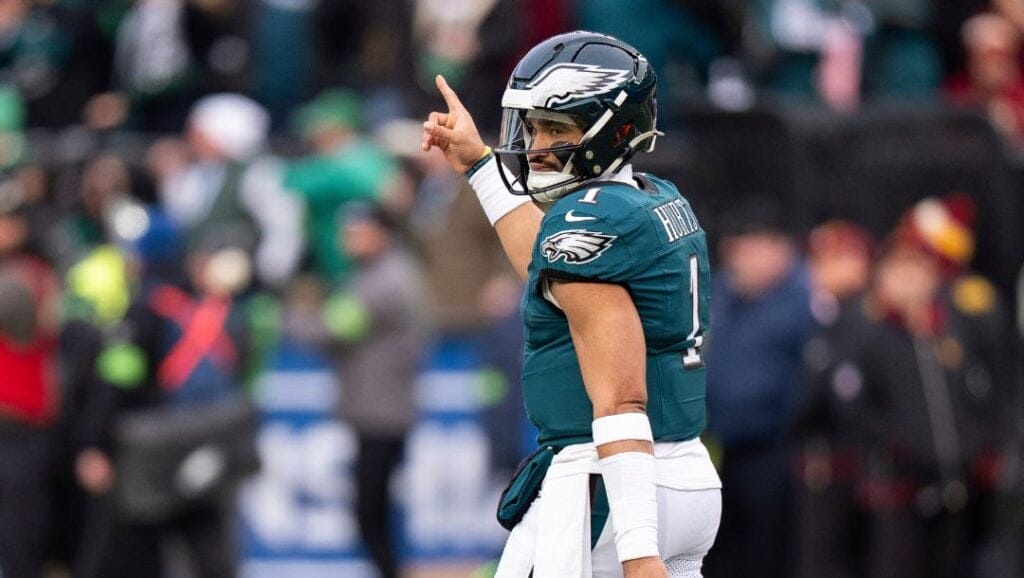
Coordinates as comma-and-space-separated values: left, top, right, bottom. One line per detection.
238, 339, 511, 577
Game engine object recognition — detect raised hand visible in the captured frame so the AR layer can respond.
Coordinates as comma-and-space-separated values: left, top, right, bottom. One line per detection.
422, 74, 488, 173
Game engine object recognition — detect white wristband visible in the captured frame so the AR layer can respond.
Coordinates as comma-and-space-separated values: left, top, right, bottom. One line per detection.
467, 156, 531, 225
601, 451, 660, 562
592, 412, 654, 446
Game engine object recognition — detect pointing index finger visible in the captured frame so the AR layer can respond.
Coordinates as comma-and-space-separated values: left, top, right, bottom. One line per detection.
436, 74, 465, 113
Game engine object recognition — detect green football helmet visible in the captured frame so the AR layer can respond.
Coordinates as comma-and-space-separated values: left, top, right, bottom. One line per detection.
495, 31, 661, 203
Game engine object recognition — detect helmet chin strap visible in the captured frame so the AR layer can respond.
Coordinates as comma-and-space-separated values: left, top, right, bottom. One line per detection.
527, 170, 578, 203
601, 129, 665, 176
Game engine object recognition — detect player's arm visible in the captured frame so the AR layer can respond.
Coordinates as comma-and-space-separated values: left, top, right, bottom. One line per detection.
549, 279, 669, 578
488, 181, 540, 281
422, 75, 541, 280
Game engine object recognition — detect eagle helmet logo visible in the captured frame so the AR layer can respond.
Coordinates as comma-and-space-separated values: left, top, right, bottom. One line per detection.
526, 63, 630, 108
541, 229, 617, 264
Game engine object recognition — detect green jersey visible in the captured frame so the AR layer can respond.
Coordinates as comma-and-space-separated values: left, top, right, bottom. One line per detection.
521, 174, 711, 447
284, 142, 395, 284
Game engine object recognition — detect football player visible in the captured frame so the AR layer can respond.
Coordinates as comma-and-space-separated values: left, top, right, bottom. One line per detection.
423, 31, 721, 578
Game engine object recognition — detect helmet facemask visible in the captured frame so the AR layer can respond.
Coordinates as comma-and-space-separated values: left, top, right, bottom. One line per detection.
495, 109, 590, 203
495, 91, 662, 204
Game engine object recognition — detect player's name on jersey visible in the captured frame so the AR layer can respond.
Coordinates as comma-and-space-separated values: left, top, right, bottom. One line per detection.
653, 198, 700, 243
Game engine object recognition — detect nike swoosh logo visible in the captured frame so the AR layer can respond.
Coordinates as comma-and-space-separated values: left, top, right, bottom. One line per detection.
565, 210, 598, 223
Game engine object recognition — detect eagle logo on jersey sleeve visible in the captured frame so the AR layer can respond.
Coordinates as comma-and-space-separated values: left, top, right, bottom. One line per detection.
541, 229, 617, 264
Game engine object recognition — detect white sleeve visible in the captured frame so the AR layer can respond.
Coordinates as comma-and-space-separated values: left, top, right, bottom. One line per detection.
239, 157, 306, 288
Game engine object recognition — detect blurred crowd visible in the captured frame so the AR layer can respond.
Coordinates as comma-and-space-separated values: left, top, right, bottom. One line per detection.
11, 0, 1024, 139
0, 1, 1023, 578
702, 194, 1022, 578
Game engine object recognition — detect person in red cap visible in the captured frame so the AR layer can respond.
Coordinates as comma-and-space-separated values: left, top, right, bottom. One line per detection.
806, 219, 875, 326
803, 195, 1019, 578
946, 12, 1024, 146
792, 219, 875, 578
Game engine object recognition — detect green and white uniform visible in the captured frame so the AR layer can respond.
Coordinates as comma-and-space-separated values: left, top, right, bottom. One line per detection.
521, 173, 711, 448
485, 29, 720, 577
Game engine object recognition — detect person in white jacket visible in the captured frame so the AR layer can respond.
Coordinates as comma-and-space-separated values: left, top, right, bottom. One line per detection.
156, 93, 304, 291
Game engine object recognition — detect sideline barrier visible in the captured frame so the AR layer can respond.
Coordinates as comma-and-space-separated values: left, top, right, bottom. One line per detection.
238, 338, 508, 577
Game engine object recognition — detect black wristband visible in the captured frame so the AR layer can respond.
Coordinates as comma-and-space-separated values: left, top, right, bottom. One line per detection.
465, 149, 494, 178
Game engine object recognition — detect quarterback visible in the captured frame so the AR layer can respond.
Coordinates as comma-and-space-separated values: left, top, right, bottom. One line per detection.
422, 31, 721, 578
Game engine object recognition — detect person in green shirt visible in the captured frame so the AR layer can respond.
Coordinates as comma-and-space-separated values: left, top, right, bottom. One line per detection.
284, 89, 398, 284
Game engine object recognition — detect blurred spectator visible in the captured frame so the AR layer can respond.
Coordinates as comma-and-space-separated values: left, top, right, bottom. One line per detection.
400, 133, 526, 474
816, 8, 867, 111
807, 219, 875, 326
931, 0, 990, 80
311, 0, 415, 114
946, 12, 1024, 146
180, 0, 250, 96
580, 0, 735, 116
993, 0, 1024, 44
49, 153, 135, 272
793, 220, 875, 578
407, 0, 519, 135
76, 216, 255, 578
283, 89, 398, 285
58, 201, 152, 578
838, 195, 1016, 578
105, 0, 196, 132
742, 0, 940, 106
703, 196, 817, 578
250, 0, 317, 126
0, 162, 56, 264
411, 0, 494, 93
409, 0, 520, 133
0, 87, 24, 171
520, 0, 573, 55
740, 0, 846, 100
54, 150, 155, 402
283, 203, 426, 578
45, 152, 151, 575
156, 93, 303, 291
13, 152, 146, 574
0, 0, 114, 128
859, 0, 943, 101
0, 181, 61, 578
400, 129, 508, 332
98, 0, 250, 132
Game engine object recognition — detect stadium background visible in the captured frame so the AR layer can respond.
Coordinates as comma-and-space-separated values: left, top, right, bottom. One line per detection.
1, 0, 1024, 577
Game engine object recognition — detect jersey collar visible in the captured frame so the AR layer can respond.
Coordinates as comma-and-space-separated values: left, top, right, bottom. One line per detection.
597, 164, 637, 189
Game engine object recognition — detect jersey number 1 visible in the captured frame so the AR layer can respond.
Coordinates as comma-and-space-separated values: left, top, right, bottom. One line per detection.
682, 254, 704, 369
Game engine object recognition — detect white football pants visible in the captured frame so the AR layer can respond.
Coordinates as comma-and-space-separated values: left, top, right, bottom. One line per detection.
503, 484, 721, 577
